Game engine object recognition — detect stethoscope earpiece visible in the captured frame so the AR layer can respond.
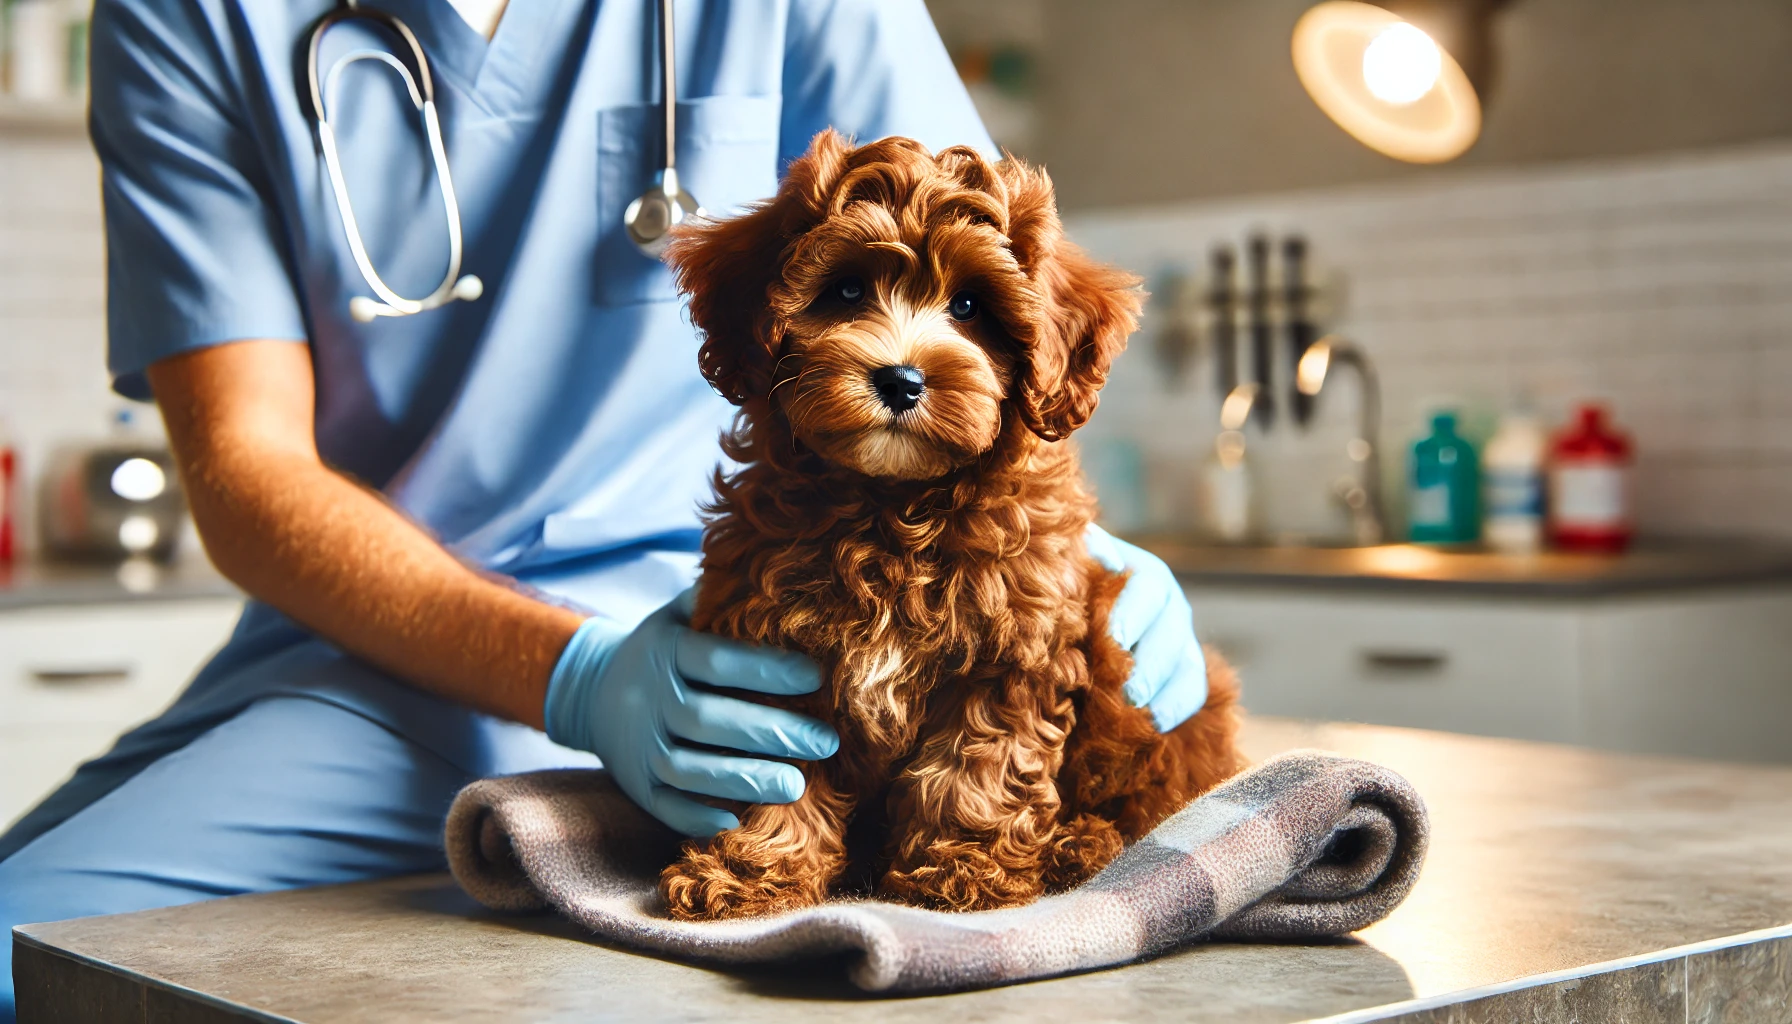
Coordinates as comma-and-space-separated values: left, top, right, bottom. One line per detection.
348, 296, 384, 323
348, 274, 483, 322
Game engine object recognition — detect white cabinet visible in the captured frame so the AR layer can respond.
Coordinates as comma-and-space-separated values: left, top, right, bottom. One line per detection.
1188, 590, 1584, 743
1579, 593, 1792, 763
0, 599, 243, 828
1187, 584, 1792, 763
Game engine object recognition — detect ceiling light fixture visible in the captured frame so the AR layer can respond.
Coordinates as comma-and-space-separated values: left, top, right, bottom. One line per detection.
1292, 0, 1511, 164
1361, 22, 1441, 105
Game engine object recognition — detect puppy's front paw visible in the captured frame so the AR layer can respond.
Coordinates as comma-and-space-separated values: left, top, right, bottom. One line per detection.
659, 844, 828, 922
879, 840, 1044, 912
1043, 814, 1124, 891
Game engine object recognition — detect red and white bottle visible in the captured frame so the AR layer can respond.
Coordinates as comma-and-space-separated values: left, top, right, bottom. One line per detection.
1548, 403, 1633, 553
0, 416, 15, 566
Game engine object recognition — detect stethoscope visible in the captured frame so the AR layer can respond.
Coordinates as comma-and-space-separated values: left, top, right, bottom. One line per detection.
305, 0, 700, 323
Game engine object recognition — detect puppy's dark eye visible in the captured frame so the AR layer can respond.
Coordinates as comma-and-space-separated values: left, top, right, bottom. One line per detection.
949, 291, 978, 322
835, 277, 866, 304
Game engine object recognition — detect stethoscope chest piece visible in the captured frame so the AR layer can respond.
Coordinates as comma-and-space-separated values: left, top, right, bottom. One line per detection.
623, 0, 703, 257
624, 168, 702, 257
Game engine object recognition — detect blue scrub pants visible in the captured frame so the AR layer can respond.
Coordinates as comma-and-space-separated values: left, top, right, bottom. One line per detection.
0, 695, 572, 1022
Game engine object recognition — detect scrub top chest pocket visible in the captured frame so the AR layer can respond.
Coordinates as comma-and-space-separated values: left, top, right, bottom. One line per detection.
596, 94, 782, 305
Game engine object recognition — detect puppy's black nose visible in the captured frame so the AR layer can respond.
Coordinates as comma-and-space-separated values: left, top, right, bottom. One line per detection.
871, 364, 925, 412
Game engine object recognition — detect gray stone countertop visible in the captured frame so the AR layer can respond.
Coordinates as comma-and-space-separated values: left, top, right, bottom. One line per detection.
1133, 535, 1792, 598
0, 556, 239, 611
15, 718, 1792, 1022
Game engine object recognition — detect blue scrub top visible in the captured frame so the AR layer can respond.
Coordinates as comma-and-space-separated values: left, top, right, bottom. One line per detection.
90, 0, 992, 764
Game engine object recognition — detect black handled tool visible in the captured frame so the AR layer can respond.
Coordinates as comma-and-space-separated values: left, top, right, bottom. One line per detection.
1285, 235, 1316, 427
1246, 234, 1273, 429
1207, 245, 1237, 401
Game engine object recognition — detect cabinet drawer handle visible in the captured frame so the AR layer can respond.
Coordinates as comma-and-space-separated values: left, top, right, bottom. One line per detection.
1361, 650, 1448, 674
29, 666, 134, 685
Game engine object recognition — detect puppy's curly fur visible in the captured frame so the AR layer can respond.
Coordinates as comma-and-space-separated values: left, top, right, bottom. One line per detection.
659, 131, 1244, 920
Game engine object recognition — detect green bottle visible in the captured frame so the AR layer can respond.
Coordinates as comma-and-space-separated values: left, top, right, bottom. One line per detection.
1408, 412, 1480, 544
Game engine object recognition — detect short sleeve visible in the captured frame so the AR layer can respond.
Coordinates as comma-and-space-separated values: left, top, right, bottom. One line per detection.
780, 0, 996, 166
91, 0, 307, 399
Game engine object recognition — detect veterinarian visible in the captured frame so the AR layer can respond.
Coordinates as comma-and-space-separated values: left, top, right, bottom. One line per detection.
0, 1, 1210, 1015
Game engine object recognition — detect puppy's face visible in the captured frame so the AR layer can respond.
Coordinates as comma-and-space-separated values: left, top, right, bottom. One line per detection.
771, 218, 1016, 479
669, 132, 1141, 481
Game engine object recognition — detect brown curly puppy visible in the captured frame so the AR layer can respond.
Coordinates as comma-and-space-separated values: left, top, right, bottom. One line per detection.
658, 130, 1243, 921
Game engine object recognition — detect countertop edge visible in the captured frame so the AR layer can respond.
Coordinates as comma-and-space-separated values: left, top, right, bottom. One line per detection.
19, 902, 1792, 1024
0, 585, 242, 612
1170, 567, 1792, 600
12, 931, 298, 1024
1320, 921, 1792, 1023
1136, 536, 1792, 599
0, 560, 241, 612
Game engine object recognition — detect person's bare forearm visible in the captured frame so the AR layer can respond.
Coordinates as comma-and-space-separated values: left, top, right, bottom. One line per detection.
186, 444, 579, 727
149, 340, 581, 728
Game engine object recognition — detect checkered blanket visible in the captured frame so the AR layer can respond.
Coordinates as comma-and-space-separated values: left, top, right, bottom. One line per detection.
444, 750, 1427, 994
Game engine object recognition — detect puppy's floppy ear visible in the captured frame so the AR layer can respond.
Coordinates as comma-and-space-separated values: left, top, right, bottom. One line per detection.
1000, 162, 1142, 441
667, 129, 854, 405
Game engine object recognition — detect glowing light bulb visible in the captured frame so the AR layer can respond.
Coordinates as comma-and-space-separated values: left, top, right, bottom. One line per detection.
110, 457, 167, 501
118, 515, 160, 553
1362, 22, 1441, 105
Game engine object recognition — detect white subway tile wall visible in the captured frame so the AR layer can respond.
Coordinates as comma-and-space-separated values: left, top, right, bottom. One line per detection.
3, 135, 1789, 546
1067, 141, 1792, 542
0, 135, 119, 552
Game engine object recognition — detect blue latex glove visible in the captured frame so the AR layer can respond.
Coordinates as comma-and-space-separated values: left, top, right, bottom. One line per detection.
1085, 524, 1209, 732
544, 587, 840, 837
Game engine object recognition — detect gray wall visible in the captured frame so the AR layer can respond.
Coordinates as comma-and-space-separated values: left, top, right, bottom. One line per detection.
1023, 0, 1792, 209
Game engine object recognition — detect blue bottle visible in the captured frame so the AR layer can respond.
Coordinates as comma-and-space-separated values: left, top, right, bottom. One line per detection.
1408, 412, 1480, 544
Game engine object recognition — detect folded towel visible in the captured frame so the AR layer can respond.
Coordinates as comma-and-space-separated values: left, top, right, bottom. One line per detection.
444, 750, 1428, 994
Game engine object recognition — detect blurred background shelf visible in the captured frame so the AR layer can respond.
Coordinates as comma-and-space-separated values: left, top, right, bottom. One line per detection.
0, 95, 86, 135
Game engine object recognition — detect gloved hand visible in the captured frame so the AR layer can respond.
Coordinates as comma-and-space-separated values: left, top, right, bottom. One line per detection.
1085, 524, 1209, 732
544, 587, 840, 837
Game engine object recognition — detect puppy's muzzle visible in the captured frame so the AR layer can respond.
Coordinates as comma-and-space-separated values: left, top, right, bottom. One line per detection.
871, 364, 926, 413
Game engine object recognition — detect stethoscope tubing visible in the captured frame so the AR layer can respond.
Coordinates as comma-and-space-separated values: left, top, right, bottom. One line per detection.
623, 0, 701, 255
659, 0, 677, 172
306, 1, 434, 121
307, 1, 480, 321
306, 0, 691, 319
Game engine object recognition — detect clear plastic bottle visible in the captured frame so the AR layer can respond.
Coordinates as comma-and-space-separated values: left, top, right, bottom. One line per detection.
1482, 411, 1546, 554
1201, 428, 1256, 544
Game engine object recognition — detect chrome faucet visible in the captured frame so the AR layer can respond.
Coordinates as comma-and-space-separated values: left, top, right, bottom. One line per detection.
1296, 336, 1385, 546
